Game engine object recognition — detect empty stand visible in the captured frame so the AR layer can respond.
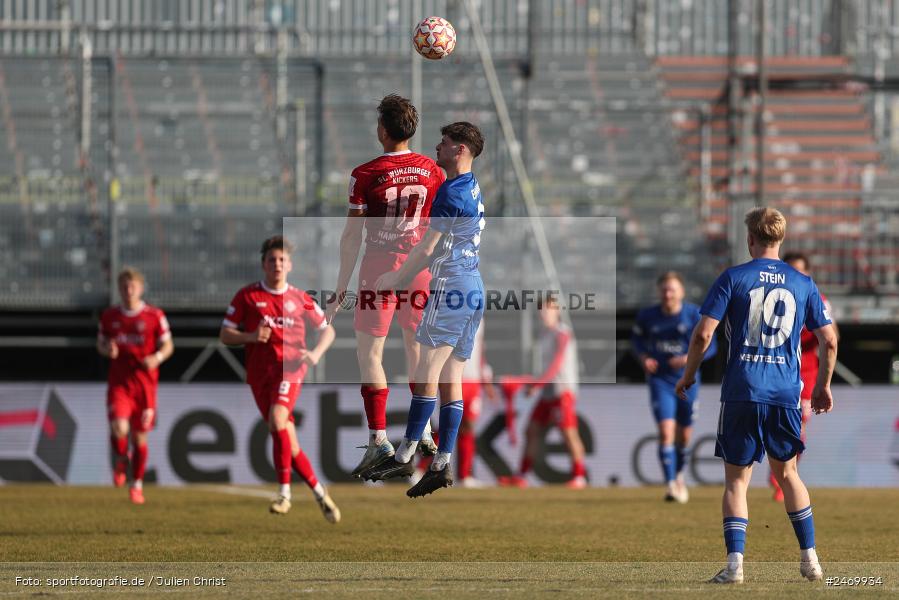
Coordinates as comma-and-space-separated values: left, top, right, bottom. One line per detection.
658, 55, 881, 292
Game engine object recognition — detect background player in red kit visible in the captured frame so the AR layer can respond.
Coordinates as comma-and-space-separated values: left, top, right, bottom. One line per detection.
768, 251, 838, 502
499, 298, 587, 489
220, 236, 340, 523
326, 94, 445, 476
97, 267, 173, 505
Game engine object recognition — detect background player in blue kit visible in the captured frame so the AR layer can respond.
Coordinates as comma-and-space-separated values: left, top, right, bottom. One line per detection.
632, 271, 717, 503
676, 207, 838, 585
361, 122, 486, 498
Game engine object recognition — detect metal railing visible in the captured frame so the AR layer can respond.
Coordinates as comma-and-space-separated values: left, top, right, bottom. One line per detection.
0, 0, 891, 59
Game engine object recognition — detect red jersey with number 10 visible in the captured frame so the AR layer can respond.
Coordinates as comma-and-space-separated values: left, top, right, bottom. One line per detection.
223, 282, 327, 386
348, 150, 445, 254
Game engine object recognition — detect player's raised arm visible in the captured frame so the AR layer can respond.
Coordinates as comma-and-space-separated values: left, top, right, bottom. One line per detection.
811, 323, 838, 414
326, 208, 366, 323
675, 315, 719, 399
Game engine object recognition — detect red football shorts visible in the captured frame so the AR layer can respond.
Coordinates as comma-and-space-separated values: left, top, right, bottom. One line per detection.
461, 381, 482, 424
354, 251, 431, 337
250, 378, 302, 421
529, 390, 578, 430
107, 379, 157, 432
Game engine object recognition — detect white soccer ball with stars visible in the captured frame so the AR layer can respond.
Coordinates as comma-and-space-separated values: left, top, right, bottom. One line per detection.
412, 16, 456, 60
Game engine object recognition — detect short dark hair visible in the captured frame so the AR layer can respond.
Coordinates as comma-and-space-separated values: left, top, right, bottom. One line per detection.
440, 121, 485, 158
656, 270, 684, 287
260, 235, 293, 261
378, 94, 418, 142
783, 251, 810, 270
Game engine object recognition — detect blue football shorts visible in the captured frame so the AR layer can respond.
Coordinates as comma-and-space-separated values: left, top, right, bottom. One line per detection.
714, 400, 805, 465
416, 274, 484, 360
649, 376, 699, 426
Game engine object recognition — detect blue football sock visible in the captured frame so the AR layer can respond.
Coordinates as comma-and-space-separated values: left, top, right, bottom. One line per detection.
405, 395, 437, 441
659, 444, 676, 483
437, 400, 464, 454
788, 505, 815, 550
675, 444, 690, 475
723, 517, 749, 554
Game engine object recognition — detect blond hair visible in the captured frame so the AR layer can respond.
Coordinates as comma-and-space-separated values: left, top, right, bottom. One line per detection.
744, 207, 786, 246
117, 267, 145, 286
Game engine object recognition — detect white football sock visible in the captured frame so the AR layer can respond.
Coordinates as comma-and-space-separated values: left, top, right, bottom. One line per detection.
370, 429, 387, 445
312, 482, 325, 501
279, 484, 291, 499
727, 552, 743, 570
132, 479, 143, 490
395, 438, 418, 464
801, 547, 818, 563
431, 452, 451, 472
422, 420, 433, 440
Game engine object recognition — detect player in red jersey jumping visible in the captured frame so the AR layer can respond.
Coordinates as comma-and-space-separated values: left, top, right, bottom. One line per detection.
97, 267, 174, 505
769, 251, 838, 502
325, 94, 446, 476
220, 236, 340, 522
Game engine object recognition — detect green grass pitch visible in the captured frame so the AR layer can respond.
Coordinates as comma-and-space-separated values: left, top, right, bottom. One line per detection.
1, 485, 896, 598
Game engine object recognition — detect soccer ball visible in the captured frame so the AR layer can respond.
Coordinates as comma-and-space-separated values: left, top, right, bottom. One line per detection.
412, 16, 456, 60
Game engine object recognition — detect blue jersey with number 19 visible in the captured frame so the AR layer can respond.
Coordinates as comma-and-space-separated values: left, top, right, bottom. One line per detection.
700, 258, 831, 408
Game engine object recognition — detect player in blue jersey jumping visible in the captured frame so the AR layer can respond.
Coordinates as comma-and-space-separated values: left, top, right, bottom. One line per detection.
360, 121, 486, 498
676, 207, 838, 584
632, 271, 717, 503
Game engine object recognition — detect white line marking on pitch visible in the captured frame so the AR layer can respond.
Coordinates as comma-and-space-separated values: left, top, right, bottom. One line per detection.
186, 485, 275, 499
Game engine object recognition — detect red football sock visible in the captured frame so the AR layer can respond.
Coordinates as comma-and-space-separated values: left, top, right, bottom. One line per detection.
111, 435, 128, 461
131, 443, 148, 481
572, 459, 586, 478
361, 386, 388, 431
520, 455, 533, 475
271, 429, 292, 485
291, 449, 319, 489
457, 431, 475, 479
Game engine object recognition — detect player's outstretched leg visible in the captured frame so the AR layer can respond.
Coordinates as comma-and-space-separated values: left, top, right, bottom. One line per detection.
361, 393, 437, 481
287, 426, 341, 524
770, 456, 822, 581
353, 385, 396, 477
407, 399, 463, 498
